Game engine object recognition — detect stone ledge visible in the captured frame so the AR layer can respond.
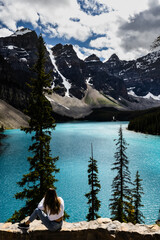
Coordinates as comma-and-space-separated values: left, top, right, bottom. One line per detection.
1, 218, 160, 240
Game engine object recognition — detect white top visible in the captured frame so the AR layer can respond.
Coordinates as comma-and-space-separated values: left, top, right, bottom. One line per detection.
38, 197, 64, 221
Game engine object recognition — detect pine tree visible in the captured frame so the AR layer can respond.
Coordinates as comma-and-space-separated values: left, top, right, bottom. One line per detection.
133, 171, 145, 223
110, 126, 133, 222
85, 143, 101, 221
8, 35, 59, 222
125, 196, 135, 224
0, 125, 5, 146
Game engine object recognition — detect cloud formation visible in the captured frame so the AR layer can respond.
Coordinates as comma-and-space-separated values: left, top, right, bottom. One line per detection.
73, 44, 117, 61
0, 0, 159, 60
119, 4, 160, 52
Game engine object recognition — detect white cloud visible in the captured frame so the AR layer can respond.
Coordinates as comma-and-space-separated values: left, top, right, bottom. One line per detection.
0, 0, 160, 60
53, 22, 92, 41
74, 44, 150, 62
0, 1, 39, 30
0, 27, 13, 37
98, 0, 149, 19
86, 0, 160, 60
90, 36, 112, 49
73, 45, 87, 60
73, 44, 117, 61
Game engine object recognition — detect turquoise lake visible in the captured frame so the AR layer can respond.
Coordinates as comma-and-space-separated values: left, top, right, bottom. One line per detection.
0, 121, 160, 224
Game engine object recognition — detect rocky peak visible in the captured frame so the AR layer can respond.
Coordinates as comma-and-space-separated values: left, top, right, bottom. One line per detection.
52, 44, 77, 59
51, 43, 63, 56
104, 53, 123, 74
84, 54, 101, 62
50, 43, 87, 99
107, 53, 120, 62
11, 28, 33, 36
0, 28, 40, 110
0, 28, 38, 50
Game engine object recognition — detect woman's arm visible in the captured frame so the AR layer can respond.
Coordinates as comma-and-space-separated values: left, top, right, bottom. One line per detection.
38, 198, 45, 210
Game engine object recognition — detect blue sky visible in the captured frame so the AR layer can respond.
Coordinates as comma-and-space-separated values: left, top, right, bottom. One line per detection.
0, 0, 160, 61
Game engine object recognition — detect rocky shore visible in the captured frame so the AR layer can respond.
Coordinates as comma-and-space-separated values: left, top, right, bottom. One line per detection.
1, 218, 160, 240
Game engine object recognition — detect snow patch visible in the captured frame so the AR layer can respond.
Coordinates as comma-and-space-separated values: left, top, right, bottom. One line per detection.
119, 71, 124, 76
46, 45, 71, 97
85, 60, 100, 63
86, 77, 93, 85
45, 96, 55, 103
19, 58, 27, 63
45, 96, 70, 110
136, 51, 160, 70
7, 45, 16, 50
128, 90, 138, 97
136, 62, 142, 69
136, 61, 147, 70
65, 60, 72, 68
128, 90, 160, 100
11, 29, 32, 37
127, 87, 135, 91
143, 92, 160, 100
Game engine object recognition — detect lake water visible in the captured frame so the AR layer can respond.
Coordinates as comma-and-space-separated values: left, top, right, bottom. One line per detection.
0, 121, 160, 224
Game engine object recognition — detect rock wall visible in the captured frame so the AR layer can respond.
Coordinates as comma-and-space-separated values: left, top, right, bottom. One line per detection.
1, 218, 160, 240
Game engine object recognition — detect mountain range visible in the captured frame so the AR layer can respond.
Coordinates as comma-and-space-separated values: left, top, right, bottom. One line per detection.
0, 28, 160, 123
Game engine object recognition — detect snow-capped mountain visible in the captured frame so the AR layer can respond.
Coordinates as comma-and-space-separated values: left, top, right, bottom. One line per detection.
105, 51, 160, 97
0, 28, 160, 119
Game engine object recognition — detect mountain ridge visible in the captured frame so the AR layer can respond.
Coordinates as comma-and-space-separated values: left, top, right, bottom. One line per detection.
0, 28, 160, 122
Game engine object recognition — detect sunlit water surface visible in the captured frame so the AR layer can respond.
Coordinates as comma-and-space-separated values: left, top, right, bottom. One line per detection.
0, 122, 160, 224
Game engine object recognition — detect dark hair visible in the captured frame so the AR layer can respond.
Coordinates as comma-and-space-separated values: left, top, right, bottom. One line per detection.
44, 188, 61, 215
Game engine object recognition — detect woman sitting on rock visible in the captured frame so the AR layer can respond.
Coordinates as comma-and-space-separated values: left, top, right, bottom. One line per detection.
18, 188, 64, 231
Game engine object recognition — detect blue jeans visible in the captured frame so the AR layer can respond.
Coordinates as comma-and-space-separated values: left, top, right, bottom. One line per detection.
29, 208, 63, 231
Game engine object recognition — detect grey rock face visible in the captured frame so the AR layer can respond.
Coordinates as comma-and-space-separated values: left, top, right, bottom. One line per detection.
0, 28, 129, 112
51, 44, 87, 99
1, 28, 160, 115
84, 54, 101, 62
0, 29, 39, 110
83, 54, 128, 99
0, 28, 38, 50
105, 51, 160, 97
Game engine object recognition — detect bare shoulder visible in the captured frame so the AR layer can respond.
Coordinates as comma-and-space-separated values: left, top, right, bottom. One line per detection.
58, 197, 64, 204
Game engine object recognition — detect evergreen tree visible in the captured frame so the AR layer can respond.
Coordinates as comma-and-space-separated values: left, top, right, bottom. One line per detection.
0, 125, 5, 146
0, 125, 4, 131
85, 143, 101, 221
128, 110, 160, 135
9, 35, 59, 222
110, 126, 133, 222
125, 196, 135, 224
133, 171, 145, 223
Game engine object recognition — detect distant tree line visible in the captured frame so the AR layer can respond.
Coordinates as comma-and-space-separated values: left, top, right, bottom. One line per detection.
127, 34, 160, 136
128, 110, 160, 135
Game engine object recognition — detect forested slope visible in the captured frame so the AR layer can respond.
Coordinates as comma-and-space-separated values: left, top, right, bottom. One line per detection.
128, 107, 160, 135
